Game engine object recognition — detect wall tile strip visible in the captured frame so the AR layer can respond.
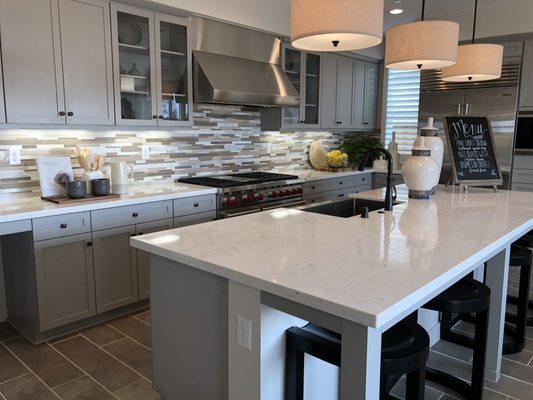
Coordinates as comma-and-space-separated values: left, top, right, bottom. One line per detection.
0, 104, 372, 195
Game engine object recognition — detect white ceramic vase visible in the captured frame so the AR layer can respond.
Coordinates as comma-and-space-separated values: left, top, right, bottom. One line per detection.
414, 118, 443, 194
402, 139, 440, 199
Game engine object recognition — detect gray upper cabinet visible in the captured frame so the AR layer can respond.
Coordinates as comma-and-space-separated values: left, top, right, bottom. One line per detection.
520, 40, 533, 111
0, 0, 65, 124
320, 55, 355, 129
34, 233, 96, 331
111, 3, 193, 127
0, 0, 114, 125
92, 225, 139, 313
354, 60, 379, 130
136, 218, 173, 300
58, 0, 114, 125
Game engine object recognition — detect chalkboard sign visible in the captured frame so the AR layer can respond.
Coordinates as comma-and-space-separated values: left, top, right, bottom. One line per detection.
443, 115, 502, 187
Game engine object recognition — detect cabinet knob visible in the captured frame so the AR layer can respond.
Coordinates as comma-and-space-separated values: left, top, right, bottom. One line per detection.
132, 212, 139, 217
339, 182, 343, 185
67, 112, 74, 116
193, 203, 199, 207
60, 223, 67, 229
336, 121, 342, 124
152, 115, 158, 119
58, 111, 66, 116
86, 241, 92, 247
158, 115, 164, 119
363, 122, 369, 125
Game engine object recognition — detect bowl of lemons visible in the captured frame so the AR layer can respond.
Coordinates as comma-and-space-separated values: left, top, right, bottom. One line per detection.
326, 150, 349, 169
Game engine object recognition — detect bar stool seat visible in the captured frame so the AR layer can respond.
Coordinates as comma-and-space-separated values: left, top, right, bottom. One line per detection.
285, 320, 429, 400
424, 277, 491, 400
504, 243, 532, 354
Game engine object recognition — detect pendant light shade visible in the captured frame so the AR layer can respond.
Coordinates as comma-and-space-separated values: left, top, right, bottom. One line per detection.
385, 20, 459, 70
291, 0, 384, 52
441, 44, 503, 82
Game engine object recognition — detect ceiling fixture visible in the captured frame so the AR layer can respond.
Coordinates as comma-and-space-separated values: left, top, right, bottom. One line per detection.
441, 0, 503, 82
385, 0, 459, 70
390, 9, 404, 15
291, 0, 384, 52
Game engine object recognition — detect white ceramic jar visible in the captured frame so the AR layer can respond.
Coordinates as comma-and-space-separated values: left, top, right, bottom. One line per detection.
414, 117, 443, 194
402, 139, 440, 199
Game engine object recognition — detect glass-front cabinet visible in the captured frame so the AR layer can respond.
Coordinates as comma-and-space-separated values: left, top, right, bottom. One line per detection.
281, 45, 321, 129
111, 4, 192, 126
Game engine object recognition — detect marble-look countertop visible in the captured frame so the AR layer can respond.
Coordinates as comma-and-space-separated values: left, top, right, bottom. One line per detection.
0, 182, 216, 224
131, 185, 533, 329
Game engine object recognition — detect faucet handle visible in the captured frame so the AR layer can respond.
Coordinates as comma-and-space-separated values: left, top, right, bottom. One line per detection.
392, 185, 398, 201
361, 207, 369, 219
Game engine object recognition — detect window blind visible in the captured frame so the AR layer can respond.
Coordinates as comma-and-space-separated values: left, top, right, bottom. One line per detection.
384, 69, 421, 154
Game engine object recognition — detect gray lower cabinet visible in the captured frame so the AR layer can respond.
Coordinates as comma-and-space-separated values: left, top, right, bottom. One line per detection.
174, 211, 217, 227
302, 173, 372, 203
136, 219, 174, 300
92, 225, 138, 313
34, 233, 96, 331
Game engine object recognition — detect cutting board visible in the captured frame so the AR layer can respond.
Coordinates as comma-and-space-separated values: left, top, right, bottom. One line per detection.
309, 141, 328, 170
42, 193, 121, 204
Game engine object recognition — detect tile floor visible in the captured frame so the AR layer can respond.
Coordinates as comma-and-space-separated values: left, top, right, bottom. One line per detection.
0, 308, 532, 399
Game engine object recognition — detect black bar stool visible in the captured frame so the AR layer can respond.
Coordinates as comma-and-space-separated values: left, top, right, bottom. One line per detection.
503, 243, 532, 354
507, 231, 533, 329
285, 319, 429, 400
424, 277, 490, 400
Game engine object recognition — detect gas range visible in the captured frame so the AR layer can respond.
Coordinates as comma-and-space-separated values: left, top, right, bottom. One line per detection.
177, 172, 304, 218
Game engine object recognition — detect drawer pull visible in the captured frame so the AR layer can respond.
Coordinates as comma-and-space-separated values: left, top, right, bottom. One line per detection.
339, 182, 343, 185
311, 186, 315, 190
193, 203, 199, 207
60, 223, 67, 229
132, 212, 139, 218
86, 241, 92, 247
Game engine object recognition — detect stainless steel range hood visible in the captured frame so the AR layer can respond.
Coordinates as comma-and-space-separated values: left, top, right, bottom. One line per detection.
192, 18, 300, 107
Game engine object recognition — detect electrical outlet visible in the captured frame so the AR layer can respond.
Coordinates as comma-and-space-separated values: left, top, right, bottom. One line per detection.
9, 146, 21, 165
141, 145, 150, 160
237, 316, 252, 350
266, 142, 273, 154
0, 149, 7, 161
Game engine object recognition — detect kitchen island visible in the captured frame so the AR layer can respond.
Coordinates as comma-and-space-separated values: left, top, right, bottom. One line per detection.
131, 185, 533, 400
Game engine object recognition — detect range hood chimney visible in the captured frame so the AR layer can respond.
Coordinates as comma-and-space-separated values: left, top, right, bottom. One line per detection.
192, 17, 300, 107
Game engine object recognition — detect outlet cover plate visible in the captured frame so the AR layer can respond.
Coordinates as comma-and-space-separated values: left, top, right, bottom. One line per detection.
237, 315, 252, 350
141, 145, 150, 160
9, 146, 22, 165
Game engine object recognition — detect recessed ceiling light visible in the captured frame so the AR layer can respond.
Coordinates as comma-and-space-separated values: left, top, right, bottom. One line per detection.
390, 8, 404, 15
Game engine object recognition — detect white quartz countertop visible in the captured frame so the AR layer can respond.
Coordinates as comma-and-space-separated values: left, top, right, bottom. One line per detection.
131, 185, 533, 329
289, 168, 374, 181
0, 182, 216, 224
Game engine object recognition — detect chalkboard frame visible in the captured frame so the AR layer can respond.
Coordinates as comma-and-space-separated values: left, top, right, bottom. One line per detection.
442, 114, 503, 188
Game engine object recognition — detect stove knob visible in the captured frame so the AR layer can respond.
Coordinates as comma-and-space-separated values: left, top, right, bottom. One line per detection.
273, 191, 282, 198
242, 194, 252, 203
254, 193, 262, 202
296, 187, 303, 194
229, 197, 237, 206
259, 193, 265, 201
222, 197, 229, 207
284, 189, 291, 196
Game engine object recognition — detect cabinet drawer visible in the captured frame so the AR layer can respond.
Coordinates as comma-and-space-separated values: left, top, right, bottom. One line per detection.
354, 183, 372, 193
174, 211, 217, 227
513, 168, 533, 184
174, 195, 216, 217
302, 181, 325, 195
324, 188, 354, 200
355, 173, 371, 186
33, 212, 91, 241
513, 155, 533, 170
374, 174, 404, 187
513, 182, 533, 192
303, 193, 326, 204
91, 200, 172, 231
323, 176, 357, 192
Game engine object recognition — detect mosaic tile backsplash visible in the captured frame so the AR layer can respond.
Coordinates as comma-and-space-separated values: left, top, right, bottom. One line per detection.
0, 104, 372, 195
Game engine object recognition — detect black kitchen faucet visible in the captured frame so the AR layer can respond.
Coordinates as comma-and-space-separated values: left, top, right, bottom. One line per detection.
358, 147, 396, 212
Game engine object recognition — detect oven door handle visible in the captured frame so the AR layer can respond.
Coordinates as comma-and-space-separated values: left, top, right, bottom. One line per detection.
261, 200, 306, 211
219, 208, 263, 218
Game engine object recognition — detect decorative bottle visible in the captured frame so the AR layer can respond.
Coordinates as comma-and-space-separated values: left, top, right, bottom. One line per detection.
402, 137, 440, 199
414, 117, 443, 194
388, 131, 401, 171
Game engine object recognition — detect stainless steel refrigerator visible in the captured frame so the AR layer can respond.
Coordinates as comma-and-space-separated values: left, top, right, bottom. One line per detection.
418, 55, 521, 188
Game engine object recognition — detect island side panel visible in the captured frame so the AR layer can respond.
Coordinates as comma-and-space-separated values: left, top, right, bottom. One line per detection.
150, 255, 229, 400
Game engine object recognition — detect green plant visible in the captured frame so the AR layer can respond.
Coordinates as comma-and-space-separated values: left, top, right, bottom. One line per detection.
340, 136, 382, 167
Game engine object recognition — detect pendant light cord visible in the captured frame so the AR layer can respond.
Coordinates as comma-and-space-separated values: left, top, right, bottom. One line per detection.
421, 0, 426, 21
472, 0, 478, 44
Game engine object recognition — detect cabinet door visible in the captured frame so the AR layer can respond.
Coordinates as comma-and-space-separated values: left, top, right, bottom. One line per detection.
336, 58, 355, 128
362, 62, 379, 129
302, 52, 321, 127
282, 46, 304, 128
34, 234, 96, 331
520, 40, 533, 111
353, 61, 366, 129
111, 4, 158, 126
155, 14, 193, 126
92, 225, 138, 313
58, 0, 114, 125
136, 218, 173, 300
0, 0, 66, 124
320, 55, 339, 129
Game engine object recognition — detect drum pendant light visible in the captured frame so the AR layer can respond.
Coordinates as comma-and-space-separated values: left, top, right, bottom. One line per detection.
291, 0, 384, 52
385, 0, 459, 70
441, 0, 503, 82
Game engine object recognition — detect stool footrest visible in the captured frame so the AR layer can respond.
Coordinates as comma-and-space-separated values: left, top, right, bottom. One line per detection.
442, 330, 475, 350
426, 367, 471, 399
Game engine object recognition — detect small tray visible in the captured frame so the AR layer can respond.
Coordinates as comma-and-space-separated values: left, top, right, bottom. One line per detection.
41, 193, 121, 204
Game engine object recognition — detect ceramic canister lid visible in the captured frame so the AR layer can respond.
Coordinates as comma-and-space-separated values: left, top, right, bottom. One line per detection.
420, 117, 439, 137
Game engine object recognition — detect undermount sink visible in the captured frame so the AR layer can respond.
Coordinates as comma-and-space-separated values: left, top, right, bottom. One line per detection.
298, 197, 402, 218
